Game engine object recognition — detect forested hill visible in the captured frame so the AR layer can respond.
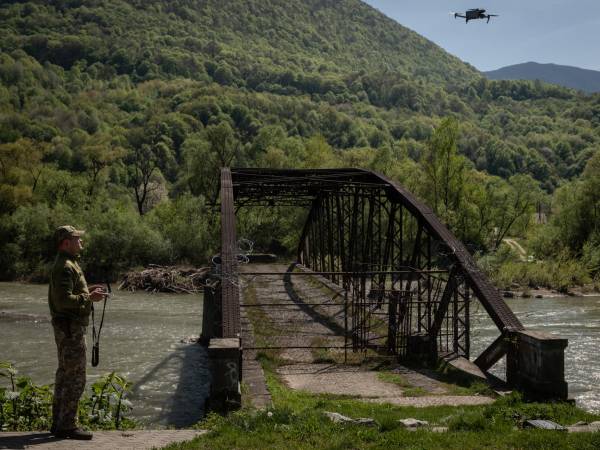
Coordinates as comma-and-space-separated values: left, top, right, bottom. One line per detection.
1, 0, 599, 286
486, 62, 600, 94
1, 1, 599, 185
0, 0, 478, 84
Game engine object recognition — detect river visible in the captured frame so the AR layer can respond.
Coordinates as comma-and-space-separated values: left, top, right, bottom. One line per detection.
1, 283, 599, 426
0, 282, 209, 428
469, 295, 600, 413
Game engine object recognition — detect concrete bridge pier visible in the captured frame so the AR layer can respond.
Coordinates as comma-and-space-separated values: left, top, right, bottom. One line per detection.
200, 283, 243, 412
207, 337, 242, 412
410, 329, 569, 401
506, 330, 569, 400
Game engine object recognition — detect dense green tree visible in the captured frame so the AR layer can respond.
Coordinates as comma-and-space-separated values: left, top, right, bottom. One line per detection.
421, 118, 468, 221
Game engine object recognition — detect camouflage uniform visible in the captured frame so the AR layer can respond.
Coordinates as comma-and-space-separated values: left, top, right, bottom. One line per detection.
48, 244, 91, 432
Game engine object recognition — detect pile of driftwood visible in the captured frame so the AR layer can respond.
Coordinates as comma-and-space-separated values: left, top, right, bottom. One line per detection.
119, 265, 210, 293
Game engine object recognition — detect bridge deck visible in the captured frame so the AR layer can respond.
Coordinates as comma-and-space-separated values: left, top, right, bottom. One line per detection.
239, 263, 494, 408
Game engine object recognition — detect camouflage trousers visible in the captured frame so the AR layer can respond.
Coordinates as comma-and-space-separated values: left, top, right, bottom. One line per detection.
51, 318, 87, 431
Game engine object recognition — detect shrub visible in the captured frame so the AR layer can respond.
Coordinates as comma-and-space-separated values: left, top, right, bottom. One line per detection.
581, 238, 600, 275
146, 193, 216, 266
82, 203, 171, 279
485, 251, 591, 291
0, 362, 136, 431
79, 372, 135, 430
448, 410, 489, 431
0, 362, 52, 431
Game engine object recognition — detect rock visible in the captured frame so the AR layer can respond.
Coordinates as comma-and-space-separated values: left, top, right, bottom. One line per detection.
503, 291, 514, 298
524, 419, 566, 431
567, 421, 600, 433
535, 294, 543, 299
324, 412, 376, 426
399, 418, 429, 428
324, 412, 353, 423
521, 292, 532, 298
571, 421, 588, 427
354, 418, 377, 426
431, 427, 448, 433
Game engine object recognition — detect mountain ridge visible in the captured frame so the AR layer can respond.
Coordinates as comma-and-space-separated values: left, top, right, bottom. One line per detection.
485, 62, 600, 93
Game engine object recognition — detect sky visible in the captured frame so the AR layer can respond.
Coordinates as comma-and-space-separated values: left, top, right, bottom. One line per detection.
363, 0, 600, 72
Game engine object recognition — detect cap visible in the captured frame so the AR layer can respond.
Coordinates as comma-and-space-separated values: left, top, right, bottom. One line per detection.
54, 225, 85, 245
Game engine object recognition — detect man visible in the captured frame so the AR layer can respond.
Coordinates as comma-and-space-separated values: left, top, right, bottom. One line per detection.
48, 225, 108, 440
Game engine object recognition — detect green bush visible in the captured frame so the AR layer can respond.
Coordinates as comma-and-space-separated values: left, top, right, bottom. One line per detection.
581, 238, 600, 275
146, 193, 216, 266
82, 203, 171, 279
79, 372, 135, 430
0, 199, 175, 281
485, 249, 591, 291
0, 362, 52, 431
0, 361, 136, 431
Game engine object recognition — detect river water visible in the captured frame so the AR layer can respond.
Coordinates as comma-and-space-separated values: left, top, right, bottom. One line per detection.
1, 283, 599, 425
469, 295, 600, 413
0, 282, 209, 428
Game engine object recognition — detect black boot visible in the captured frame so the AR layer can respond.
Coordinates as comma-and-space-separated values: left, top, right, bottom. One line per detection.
54, 428, 93, 440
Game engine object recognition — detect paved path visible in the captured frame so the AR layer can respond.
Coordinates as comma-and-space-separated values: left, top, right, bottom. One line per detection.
240, 263, 495, 408
240, 287, 272, 409
0, 430, 206, 450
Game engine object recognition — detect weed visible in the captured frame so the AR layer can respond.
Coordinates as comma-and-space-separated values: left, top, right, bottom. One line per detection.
0, 361, 136, 431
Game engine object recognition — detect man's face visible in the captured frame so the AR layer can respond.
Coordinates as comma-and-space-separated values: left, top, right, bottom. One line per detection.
64, 236, 84, 255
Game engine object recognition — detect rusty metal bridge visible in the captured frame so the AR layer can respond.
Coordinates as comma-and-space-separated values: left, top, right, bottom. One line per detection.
204, 168, 568, 406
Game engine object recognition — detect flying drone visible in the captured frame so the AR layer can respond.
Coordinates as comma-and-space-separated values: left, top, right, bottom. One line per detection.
452, 8, 498, 23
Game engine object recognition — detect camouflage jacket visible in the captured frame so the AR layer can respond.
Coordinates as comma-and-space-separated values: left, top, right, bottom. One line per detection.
48, 251, 91, 325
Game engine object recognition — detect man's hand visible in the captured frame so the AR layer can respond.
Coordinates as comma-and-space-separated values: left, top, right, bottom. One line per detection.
90, 287, 109, 302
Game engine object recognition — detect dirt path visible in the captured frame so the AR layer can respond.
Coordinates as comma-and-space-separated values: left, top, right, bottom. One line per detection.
240, 263, 494, 408
503, 238, 528, 261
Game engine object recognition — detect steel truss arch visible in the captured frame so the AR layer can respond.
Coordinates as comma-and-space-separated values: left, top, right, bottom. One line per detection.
217, 168, 567, 389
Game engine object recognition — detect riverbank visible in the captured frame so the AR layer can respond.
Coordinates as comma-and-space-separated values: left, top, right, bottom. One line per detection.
502, 286, 600, 299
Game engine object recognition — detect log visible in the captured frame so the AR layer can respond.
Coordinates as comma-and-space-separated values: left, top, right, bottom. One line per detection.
119, 265, 210, 293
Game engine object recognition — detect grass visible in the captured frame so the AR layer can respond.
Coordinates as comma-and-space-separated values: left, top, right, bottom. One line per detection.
164, 377, 600, 450
376, 371, 429, 397
377, 369, 495, 398
479, 246, 594, 293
